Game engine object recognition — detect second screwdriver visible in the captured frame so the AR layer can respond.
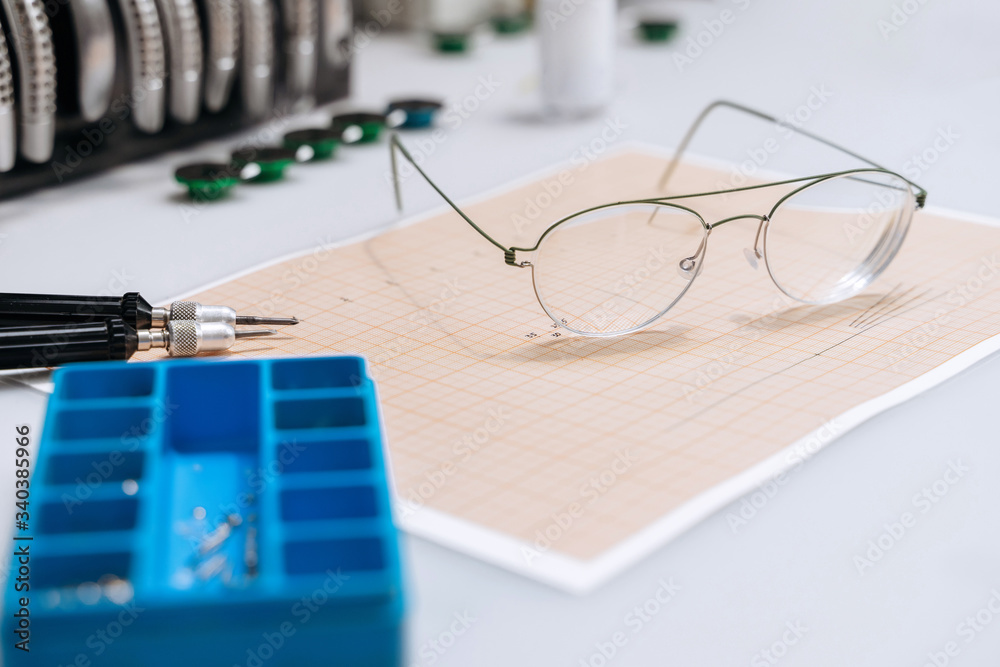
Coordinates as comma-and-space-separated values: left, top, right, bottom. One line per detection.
0, 292, 299, 329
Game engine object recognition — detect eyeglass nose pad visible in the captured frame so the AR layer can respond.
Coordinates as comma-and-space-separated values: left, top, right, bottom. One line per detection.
744, 248, 760, 270
677, 232, 709, 281
677, 256, 700, 281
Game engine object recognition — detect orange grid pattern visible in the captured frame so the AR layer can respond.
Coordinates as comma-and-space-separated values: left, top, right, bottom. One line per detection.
137, 152, 1000, 560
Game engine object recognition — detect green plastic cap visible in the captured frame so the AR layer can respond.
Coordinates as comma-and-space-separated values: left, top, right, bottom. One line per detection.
230, 147, 298, 182
331, 113, 386, 144
283, 128, 342, 160
433, 31, 471, 53
638, 20, 679, 43
491, 12, 531, 34
174, 163, 241, 201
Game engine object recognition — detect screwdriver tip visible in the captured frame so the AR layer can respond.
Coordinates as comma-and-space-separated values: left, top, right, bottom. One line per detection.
234, 328, 279, 339
235, 315, 300, 326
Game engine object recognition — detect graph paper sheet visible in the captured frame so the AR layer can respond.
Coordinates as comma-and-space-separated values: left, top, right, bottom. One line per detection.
141, 149, 1000, 592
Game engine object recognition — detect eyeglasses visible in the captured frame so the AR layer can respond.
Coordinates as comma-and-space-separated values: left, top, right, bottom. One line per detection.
389, 100, 928, 337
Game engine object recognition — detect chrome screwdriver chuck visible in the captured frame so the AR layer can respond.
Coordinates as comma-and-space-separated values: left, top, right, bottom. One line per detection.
141, 321, 278, 357
153, 301, 300, 328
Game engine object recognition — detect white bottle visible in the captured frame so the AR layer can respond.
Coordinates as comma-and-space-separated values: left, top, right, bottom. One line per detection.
537, 0, 617, 118
426, 0, 489, 32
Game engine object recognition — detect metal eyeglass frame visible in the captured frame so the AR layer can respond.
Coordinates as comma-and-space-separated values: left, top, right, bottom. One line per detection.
389, 100, 929, 336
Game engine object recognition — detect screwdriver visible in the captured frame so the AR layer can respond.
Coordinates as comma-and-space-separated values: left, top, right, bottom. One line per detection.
0, 292, 299, 329
0, 319, 277, 370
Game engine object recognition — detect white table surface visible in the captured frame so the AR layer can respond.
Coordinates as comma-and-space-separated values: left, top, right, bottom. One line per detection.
1, 1, 999, 664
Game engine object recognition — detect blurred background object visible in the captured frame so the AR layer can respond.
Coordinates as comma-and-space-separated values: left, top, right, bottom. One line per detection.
0, 0, 352, 198
0, 0, 726, 201
537, 0, 615, 117
491, 0, 531, 34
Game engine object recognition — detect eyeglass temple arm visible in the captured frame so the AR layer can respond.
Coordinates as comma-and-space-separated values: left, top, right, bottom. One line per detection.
389, 134, 511, 254
658, 101, 927, 205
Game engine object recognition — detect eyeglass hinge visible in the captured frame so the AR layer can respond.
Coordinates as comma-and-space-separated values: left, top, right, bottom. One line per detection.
505, 249, 531, 268
916, 192, 927, 209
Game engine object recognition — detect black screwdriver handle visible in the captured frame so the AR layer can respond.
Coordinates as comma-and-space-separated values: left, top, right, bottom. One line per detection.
0, 320, 139, 370
0, 292, 155, 329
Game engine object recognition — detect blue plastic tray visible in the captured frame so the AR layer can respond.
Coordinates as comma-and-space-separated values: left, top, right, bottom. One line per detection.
4, 356, 404, 666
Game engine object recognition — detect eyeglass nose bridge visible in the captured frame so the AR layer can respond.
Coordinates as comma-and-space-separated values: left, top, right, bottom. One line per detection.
707, 213, 770, 270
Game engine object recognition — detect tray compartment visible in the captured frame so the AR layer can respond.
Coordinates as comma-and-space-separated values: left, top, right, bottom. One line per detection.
281, 438, 372, 473
45, 451, 146, 485
34, 551, 133, 590
38, 497, 139, 534
61, 366, 156, 400
165, 364, 260, 453
283, 537, 385, 575
51, 407, 153, 442
274, 397, 367, 430
271, 357, 364, 390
